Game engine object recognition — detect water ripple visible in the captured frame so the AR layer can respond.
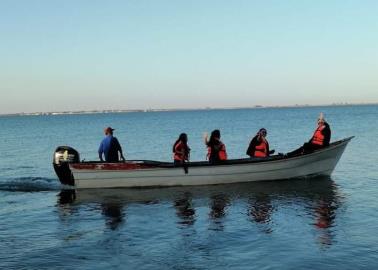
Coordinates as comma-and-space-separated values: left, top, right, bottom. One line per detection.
0, 177, 61, 191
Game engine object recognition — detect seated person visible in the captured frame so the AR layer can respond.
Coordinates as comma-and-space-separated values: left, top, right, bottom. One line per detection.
204, 129, 227, 164
246, 128, 275, 158
287, 113, 331, 157
173, 133, 191, 165
98, 127, 125, 162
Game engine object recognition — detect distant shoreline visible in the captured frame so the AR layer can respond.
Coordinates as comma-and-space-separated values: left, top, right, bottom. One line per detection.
1, 103, 377, 117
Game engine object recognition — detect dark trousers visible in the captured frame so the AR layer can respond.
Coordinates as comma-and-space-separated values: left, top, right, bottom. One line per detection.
174, 159, 188, 174
287, 143, 324, 157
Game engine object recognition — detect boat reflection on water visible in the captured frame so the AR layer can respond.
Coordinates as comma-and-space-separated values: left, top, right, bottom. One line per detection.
57, 176, 343, 246
313, 197, 339, 246
209, 193, 230, 220
101, 202, 125, 231
248, 194, 273, 224
207, 193, 231, 231
174, 192, 196, 226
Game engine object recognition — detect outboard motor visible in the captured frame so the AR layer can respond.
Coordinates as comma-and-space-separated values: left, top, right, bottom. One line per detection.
53, 146, 80, 186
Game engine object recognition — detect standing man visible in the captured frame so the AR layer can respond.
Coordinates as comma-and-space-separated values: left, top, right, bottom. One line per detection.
98, 127, 125, 162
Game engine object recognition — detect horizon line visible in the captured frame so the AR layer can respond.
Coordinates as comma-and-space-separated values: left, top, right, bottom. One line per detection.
1, 102, 377, 117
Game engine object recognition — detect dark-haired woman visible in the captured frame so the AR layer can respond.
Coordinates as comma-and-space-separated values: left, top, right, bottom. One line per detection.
204, 129, 227, 164
173, 133, 191, 171
246, 128, 274, 158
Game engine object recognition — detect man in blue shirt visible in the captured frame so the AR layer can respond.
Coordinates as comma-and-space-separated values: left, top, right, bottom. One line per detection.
98, 127, 125, 162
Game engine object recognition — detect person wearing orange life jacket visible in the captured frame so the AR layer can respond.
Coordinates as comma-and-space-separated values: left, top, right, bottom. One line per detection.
173, 133, 191, 165
246, 128, 275, 158
310, 115, 331, 147
173, 133, 191, 174
204, 129, 227, 164
287, 113, 331, 157
308, 113, 331, 148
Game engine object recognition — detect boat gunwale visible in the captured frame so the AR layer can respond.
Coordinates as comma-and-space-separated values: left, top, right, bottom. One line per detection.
69, 136, 354, 171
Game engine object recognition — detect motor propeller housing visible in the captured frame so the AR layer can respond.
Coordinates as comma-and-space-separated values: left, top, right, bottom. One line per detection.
53, 146, 80, 186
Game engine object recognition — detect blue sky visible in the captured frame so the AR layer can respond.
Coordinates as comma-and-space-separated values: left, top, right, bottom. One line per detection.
0, 0, 377, 114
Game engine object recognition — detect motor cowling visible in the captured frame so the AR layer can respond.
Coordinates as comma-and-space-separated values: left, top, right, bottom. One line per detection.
53, 146, 80, 186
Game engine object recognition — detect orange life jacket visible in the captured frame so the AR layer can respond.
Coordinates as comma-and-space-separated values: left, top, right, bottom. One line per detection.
207, 143, 227, 161
311, 125, 325, 146
219, 144, 227, 160
254, 140, 268, 157
173, 142, 188, 161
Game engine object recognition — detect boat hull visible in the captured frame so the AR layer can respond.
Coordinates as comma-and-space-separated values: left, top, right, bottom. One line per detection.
68, 137, 352, 189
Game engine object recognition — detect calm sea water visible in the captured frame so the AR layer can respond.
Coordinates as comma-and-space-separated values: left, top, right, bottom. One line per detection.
0, 105, 377, 269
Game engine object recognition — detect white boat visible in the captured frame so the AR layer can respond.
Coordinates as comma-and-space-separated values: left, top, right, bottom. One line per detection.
53, 137, 353, 189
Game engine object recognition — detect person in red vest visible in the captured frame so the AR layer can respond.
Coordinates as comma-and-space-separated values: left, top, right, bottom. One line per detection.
173, 133, 191, 165
287, 113, 331, 157
310, 113, 331, 147
204, 129, 227, 164
246, 128, 275, 158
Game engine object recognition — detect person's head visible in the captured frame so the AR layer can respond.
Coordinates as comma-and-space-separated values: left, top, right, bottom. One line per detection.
173, 132, 189, 152
178, 133, 188, 144
207, 129, 221, 146
258, 128, 267, 137
104, 127, 114, 136
317, 112, 325, 125
210, 129, 221, 140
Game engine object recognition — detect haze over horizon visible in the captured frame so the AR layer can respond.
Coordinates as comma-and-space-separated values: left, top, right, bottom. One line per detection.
1, 1, 377, 114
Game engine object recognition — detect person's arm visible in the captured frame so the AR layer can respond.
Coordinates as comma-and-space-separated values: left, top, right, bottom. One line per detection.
264, 140, 275, 155
114, 138, 125, 161
222, 144, 227, 160
322, 124, 331, 146
119, 149, 125, 161
203, 132, 209, 145
246, 141, 253, 156
246, 137, 257, 157
98, 141, 104, 161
